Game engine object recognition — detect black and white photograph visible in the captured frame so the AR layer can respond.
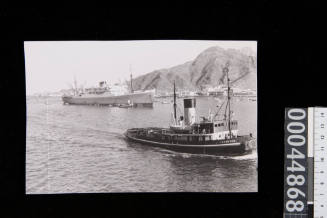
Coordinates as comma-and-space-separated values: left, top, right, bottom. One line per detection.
25, 40, 257, 193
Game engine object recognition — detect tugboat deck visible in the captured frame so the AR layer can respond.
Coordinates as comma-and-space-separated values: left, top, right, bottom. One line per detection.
125, 132, 242, 147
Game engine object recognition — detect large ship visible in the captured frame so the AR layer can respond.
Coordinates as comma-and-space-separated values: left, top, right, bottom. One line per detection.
62, 74, 155, 107
125, 63, 256, 155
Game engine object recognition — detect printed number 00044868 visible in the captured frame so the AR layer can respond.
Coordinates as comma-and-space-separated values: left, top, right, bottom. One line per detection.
285, 109, 307, 212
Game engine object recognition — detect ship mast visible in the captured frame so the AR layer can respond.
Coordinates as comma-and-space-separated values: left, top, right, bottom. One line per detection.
223, 62, 232, 139
173, 81, 177, 124
73, 75, 77, 96
130, 64, 133, 93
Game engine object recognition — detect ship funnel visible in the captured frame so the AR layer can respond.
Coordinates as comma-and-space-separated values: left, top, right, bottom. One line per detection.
184, 98, 196, 126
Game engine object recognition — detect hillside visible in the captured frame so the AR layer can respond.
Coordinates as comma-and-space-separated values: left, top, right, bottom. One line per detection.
132, 46, 257, 92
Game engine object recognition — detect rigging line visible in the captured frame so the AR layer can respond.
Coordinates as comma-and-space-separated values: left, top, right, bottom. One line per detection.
170, 102, 183, 121
230, 95, 233, 118
214, 99, 226, 119
224, 97, 229, 120
176, 102, 184, 114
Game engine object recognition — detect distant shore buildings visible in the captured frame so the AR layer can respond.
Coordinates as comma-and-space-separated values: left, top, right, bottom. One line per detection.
154, 85, 256, 98
29, 83, 256, 99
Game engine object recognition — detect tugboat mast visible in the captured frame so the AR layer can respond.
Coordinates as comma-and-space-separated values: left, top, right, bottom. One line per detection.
173, 81, 177, 124
224, 63, 232, 139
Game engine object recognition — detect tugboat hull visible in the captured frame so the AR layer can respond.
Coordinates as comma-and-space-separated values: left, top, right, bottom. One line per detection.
124, 129, 254, 155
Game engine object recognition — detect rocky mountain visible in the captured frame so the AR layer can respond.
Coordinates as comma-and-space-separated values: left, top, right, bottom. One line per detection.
132, 46, 257, 92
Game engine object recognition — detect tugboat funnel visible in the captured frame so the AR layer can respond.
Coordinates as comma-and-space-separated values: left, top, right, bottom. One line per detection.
184, 98, 196, 126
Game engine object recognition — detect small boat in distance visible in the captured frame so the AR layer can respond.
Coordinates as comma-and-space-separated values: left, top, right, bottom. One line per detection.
118, 100, 134, 108
125, 62, 256, 155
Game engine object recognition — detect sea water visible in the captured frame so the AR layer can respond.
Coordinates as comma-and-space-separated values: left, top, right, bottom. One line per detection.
26, 96, 257, 193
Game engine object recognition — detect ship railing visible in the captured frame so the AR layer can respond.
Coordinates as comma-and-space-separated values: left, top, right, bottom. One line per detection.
162, 132, 214, 137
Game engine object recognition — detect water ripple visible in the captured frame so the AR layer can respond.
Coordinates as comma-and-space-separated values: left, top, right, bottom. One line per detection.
26, 96, 257, 193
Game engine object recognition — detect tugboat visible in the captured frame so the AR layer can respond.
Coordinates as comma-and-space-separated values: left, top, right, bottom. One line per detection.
124, 63, 256, 155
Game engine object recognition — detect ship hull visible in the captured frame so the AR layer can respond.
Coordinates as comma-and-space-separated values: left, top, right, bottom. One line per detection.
125, 129, 254, 155
62, 91, 154, 107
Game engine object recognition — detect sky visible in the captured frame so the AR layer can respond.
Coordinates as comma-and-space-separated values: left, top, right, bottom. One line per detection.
24, 40, 257, 95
